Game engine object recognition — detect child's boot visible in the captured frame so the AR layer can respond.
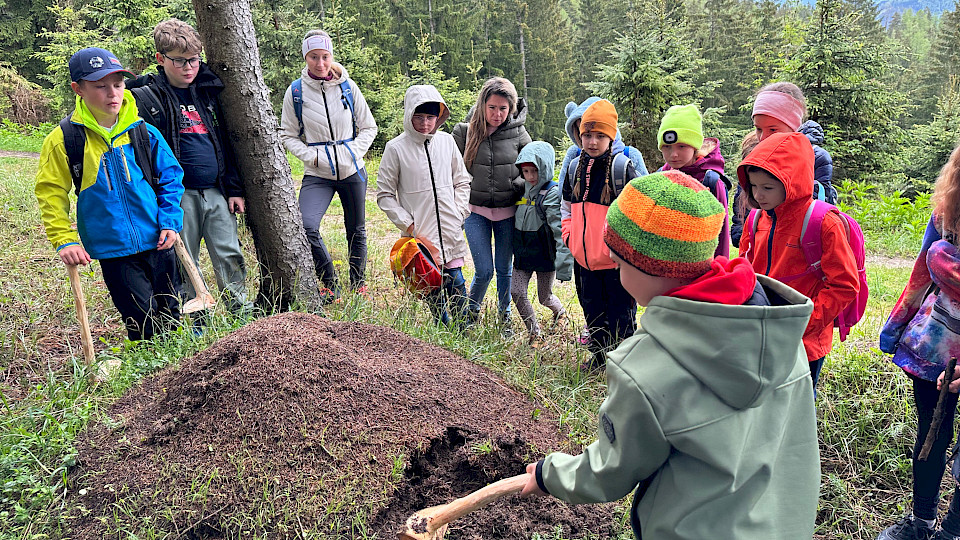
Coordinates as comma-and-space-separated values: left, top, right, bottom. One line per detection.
876, 514, 936, 540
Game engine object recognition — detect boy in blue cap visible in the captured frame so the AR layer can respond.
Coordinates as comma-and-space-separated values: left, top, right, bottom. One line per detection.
36, 47, 186, 341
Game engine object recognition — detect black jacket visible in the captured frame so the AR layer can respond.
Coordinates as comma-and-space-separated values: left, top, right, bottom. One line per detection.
127, 64, 244, 198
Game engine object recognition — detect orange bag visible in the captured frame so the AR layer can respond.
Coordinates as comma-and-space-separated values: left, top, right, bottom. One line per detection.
390, 236, 443, 295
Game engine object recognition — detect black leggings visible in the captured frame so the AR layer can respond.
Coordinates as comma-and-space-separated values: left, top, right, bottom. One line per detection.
910, 373, 960, 525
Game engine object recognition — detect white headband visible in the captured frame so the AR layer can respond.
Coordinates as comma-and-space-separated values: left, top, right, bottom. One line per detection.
302, 35, 333, 58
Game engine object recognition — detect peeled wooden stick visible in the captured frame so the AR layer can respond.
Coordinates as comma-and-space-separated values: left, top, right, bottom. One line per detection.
920, 356, 959, 461
66, 264, 95, 369
397, 474, 529, 540
173, 238, 217, 314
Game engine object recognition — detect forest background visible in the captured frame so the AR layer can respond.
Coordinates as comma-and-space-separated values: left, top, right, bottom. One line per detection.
2, 0, 960, 193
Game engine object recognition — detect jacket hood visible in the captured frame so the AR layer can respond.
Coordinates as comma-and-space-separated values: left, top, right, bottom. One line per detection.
515, 141, 556, 197
736, 132, 814, 207
661, 137, 725, 179
402, 84, 450, 142
463, 97, 528, 135
636, 274, 814, 409
126, 63, 224, 93
72, 89, 141, 141
563, 96, 626, 152
798, 120, 825, 146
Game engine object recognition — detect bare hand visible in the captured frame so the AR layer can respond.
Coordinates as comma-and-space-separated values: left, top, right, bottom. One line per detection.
519, 462, 545, 498
228, 197, 245, 214
937, 366, 960, 393
157, 230, 179, 250
59, 245, 91, 266
406, 223, 415, 236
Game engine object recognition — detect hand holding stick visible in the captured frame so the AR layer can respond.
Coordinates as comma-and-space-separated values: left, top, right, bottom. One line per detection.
920, 356, 959, 461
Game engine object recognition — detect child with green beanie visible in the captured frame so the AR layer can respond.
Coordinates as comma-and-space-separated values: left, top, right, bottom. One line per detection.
520, 169, 820, 539
657, 104, 732, 257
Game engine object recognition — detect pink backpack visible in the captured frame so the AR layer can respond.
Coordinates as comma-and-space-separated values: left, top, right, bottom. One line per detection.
746, 200, 868, 341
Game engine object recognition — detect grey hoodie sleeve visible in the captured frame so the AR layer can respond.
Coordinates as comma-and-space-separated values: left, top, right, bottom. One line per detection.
544, 186, 573, 281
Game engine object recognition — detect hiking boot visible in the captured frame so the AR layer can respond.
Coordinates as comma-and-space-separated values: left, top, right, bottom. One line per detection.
877, 514, 936, 540
319, 287, 341, 306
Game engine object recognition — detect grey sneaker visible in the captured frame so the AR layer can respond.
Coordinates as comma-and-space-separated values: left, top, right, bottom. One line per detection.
877, 515, 936, 540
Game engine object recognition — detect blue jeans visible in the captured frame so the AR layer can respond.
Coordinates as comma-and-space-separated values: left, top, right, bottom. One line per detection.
463, 212, 514, 316
425, 268, 468, 326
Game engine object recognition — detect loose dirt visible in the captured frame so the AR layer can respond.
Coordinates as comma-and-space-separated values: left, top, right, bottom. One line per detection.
66, 312, 618, 538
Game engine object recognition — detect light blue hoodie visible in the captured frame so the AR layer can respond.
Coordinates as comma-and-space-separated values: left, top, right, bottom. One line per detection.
514, 141, 573, 281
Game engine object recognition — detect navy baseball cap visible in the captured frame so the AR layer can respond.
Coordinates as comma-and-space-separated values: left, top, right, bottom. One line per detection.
69, 47, 135, 82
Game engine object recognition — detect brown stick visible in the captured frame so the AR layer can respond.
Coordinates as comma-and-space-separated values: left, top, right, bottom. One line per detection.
173, 238, 217, 314
66, 264, 95, 369
920, 356, 959, 461
397, 474, 530, 540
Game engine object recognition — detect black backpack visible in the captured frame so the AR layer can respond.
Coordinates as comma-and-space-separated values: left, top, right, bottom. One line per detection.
59, 116, 157, 194
129, 85, 166, 132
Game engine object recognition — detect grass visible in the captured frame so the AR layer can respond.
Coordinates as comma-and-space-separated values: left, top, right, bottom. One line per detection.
0, 143, 939, 538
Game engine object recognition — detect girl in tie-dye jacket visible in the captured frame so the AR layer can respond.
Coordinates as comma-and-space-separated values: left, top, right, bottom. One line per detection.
877, 142, 960, 539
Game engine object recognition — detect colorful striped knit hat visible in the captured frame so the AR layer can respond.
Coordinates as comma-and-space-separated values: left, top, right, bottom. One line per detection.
604, 170, 725, 278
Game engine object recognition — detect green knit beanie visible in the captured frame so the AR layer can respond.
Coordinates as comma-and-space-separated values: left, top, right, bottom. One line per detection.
657, 104, 704, 150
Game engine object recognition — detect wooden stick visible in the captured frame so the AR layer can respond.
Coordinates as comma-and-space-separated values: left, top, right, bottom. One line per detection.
173, 238, 217, 314
398, 474, 529, 540
66, 264, 95, 369
920, 356, 959, 461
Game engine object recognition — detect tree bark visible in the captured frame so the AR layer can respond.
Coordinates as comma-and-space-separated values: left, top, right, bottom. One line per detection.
191, 0, 321, 311
516, 4, 528, 99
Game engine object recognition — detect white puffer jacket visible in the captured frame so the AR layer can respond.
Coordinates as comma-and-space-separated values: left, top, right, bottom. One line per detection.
280, 63, 377, 180
376, 85, 471, 265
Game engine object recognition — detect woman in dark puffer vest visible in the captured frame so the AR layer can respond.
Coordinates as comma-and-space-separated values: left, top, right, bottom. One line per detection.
453, 77, 532, 333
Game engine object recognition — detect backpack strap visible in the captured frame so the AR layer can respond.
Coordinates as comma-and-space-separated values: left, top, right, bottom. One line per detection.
129, 85, 165, 129
535, 180, 558, 223
611, 153, 631, 195
339, 80, 357, 139
744, 208, 760, 259
780, 200, 839, 283
60, 116, 86, 194
129, 121, 157, 192
291, 78, 304, 137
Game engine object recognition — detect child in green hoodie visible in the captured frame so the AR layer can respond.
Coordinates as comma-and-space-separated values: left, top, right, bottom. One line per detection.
520, 170, 820, 539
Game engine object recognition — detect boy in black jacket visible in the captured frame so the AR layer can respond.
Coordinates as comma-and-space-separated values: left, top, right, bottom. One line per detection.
128, 18, 250, 312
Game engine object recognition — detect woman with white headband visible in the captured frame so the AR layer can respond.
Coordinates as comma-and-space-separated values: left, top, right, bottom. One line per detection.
281, 29, 377, 303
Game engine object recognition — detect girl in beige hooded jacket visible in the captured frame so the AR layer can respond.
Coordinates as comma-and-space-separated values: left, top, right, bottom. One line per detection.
377, 85, 472, 325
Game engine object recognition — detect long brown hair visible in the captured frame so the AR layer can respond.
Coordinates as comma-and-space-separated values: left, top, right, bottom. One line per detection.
462, 77, 518, 169
933, 142, 960, 238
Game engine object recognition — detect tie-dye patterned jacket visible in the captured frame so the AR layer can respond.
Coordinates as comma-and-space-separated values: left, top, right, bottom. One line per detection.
880, 215, 960, 381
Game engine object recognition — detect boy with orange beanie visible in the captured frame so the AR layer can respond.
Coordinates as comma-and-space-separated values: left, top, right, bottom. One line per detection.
561, 99, 641, 371
523, 170, 820, 539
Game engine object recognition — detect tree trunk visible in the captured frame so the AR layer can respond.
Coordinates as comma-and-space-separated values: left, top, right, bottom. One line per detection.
428, 0, 436, 35
516, 5, 528, 99
191, 0, 321, 311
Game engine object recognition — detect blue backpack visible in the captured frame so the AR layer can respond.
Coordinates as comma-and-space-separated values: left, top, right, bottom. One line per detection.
290, 78, 365, 180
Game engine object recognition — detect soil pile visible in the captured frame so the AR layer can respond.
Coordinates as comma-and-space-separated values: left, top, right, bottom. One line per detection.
67, 313, 618, 538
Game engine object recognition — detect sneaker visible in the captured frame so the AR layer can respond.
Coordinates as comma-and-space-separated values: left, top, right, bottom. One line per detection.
319, 287, 341, 305
551, 310, 567, 329
500, 313, 514, 339
877, 514, 936, 540
575, 325, 591, 346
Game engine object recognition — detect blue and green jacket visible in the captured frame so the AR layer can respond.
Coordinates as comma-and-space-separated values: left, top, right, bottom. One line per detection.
35, 91, 184, 260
